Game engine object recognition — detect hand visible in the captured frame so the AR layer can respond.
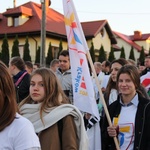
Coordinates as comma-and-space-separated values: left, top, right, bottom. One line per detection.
107, 125, 118, 137
101, 87, 106, 93
85, 113, 91, 120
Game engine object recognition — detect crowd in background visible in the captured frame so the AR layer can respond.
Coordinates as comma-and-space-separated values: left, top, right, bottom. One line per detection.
0, 51, 150, 149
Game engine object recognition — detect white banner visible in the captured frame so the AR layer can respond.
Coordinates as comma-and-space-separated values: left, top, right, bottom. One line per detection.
62, 0, 99, 119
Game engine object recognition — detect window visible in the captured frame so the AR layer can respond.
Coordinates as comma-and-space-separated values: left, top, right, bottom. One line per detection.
13, 17, 19, 27
53, 46, 59, 58
100, 28, 105, 38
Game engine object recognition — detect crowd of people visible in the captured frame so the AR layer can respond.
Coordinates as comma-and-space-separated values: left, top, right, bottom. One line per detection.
0, 51, 150, 150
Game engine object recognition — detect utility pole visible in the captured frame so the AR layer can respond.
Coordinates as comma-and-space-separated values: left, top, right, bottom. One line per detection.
40, 0, 46, 67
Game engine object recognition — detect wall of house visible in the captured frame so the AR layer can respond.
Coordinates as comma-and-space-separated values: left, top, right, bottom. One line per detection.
19, 15, 30, 25
45, 38, 68, 59
45, 38, 68, 51
0, 36, 39, 62
86, 28, 111, 58
114, 38, 140, 61
134, 40, 150, 52
145, 39, 150, 52
0, 36, 68, 63
93, 28, 111, 53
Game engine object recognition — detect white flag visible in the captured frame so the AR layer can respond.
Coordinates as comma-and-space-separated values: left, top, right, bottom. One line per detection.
62, 0, 99, 119
141, 72, 150, 96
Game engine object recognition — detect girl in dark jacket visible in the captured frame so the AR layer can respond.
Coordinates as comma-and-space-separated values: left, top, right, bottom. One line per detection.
102, 65, 150, 150
9, 56, 30, 103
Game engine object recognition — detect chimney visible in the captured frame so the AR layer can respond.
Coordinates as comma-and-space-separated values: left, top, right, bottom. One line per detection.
13, 0, 16, 8
134, 30, 142, 40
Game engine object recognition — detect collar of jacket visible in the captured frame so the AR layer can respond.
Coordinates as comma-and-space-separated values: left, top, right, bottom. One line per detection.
57, 68, 71, 75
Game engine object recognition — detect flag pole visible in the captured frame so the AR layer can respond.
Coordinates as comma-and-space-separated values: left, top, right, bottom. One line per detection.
86, 51, 120, 150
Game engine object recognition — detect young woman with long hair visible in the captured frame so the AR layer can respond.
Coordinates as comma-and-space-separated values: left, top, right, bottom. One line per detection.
19, 68, 88, 150
102, 65, 150, 150
104, 58, 129, 105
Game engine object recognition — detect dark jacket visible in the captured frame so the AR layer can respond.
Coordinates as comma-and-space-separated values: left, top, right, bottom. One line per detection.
101, 94, 150, 150
140, 68, 150, 76
13, 70, 30, 103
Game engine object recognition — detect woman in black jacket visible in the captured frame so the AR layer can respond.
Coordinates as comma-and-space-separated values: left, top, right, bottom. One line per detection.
9, 56, 30, 103
102, 65, 150, 150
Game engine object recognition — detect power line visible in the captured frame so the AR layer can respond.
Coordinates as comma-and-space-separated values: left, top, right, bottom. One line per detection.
78, 11, 150, 15
53, 7, 150, 15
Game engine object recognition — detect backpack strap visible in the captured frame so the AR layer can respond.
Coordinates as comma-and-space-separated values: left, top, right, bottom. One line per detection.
15, 72, 28, 87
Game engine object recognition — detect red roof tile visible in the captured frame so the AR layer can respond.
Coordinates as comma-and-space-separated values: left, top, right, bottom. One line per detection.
0, 1, 116, 44
81, 20, 107, 37
81, 20, 117, 44
45, 8, 66, 35
130, 33, 150, 41
0, 2, 66, 35
0, 13, 3, 20
3, 6, 33, 16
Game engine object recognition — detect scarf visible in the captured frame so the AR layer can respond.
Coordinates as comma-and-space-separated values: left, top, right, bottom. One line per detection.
20, 103, 88, 150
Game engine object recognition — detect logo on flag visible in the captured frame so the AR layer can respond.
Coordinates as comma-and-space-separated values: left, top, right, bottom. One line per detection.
75, 59, 87, 95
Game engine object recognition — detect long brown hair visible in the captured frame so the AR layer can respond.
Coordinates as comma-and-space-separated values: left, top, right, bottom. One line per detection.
104, 58, 129, 103
116, 65, 146, 97
19, 68, 68, 120
9, 56, 25, 71
0, 61, 17, 131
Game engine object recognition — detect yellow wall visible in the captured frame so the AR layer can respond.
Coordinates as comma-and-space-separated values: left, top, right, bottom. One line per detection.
0, 36, 68, 63
93, 28, 111, 53
7, 17, 13, 26
135, 40, 150, 52
114, 37, 140, 61
19, 15, 29, 25
87, 28, 111, 58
